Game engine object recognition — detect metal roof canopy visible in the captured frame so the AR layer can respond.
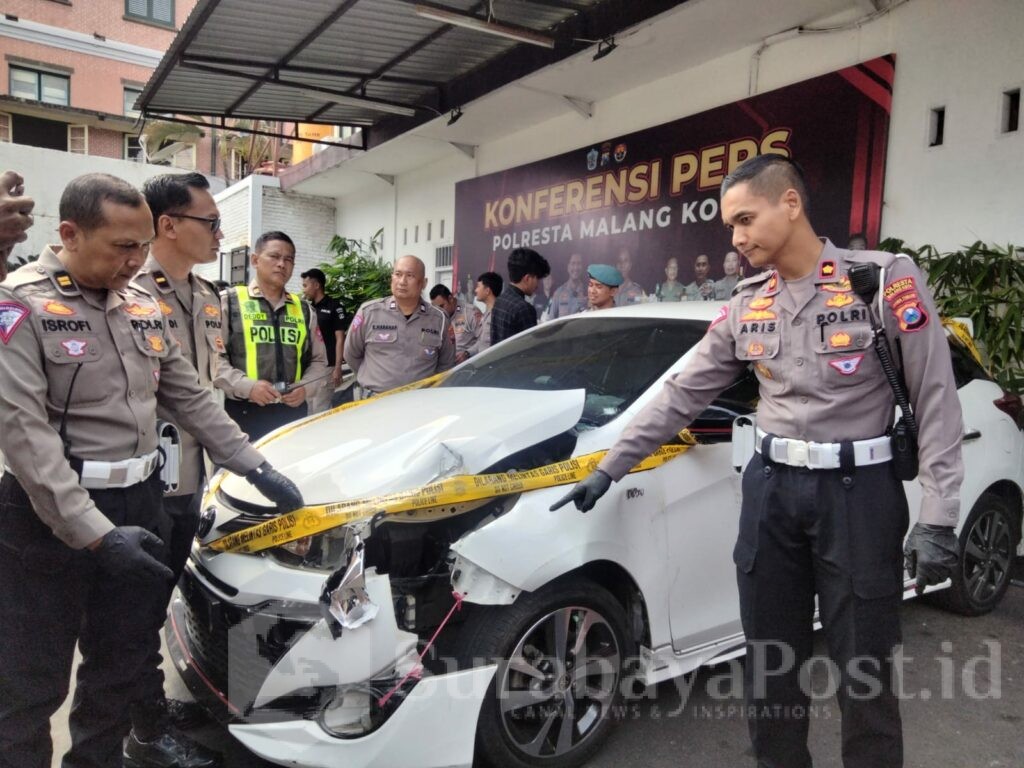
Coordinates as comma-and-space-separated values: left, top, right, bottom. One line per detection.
138, 0, 686, 150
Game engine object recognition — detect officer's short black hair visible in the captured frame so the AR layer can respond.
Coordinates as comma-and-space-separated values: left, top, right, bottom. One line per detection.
429, 284, 452, 301
720, 154, 810, 214
142, 172, 210, 229
507, 248, 550, 283
477, 271, 503, 296
301, 267, 326, 287
254, 230, 295, 253
60, 173, 145, 232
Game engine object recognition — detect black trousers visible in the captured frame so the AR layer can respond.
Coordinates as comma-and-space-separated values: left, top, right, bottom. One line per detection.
734, 453, 908, 768
0, 472, 169, 768
130, 490, 201, 736
224, 398, 307, 442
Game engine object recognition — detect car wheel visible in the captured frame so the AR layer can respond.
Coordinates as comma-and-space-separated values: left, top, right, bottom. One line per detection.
456, 579, 631, 768
935, 491, 1020, 616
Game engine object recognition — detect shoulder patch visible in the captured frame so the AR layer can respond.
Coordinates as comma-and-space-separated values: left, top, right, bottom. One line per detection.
732, 270, 773, 294
0, 301, 30, 343
709, 304, 729, 330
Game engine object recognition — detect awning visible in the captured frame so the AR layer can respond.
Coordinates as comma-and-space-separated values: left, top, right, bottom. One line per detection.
137, 0, 684, 150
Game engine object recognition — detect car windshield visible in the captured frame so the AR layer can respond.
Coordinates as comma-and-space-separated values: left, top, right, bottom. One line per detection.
439, 317, 707, 427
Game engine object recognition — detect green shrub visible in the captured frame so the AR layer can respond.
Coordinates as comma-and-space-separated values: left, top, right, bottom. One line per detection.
317, 229, 392, 320
879, 238, 1024, 393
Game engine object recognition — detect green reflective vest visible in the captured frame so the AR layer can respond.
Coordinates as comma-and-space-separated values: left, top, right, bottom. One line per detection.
227, 285, 310, 384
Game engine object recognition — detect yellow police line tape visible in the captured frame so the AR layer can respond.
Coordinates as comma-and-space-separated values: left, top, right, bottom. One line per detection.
208, 433, 697, 554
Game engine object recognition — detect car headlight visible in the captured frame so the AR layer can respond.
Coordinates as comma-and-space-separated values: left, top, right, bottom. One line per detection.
268, 527, 351, 571
317, 677, 418, 738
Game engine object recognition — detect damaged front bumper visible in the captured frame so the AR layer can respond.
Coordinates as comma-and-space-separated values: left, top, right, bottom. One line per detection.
167, 554, 495, 767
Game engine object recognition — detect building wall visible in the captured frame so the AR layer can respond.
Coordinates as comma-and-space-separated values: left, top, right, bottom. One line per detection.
261, 185, 338, 288
0, 141, 188, 261
1, 0, 212, 170
205, 176, 337, 292
335, 0, 1024, 279
87, 126, 125, 159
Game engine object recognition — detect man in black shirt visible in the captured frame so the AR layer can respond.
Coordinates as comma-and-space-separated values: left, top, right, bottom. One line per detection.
490, 248, 551, 345
301, 268, 346, 410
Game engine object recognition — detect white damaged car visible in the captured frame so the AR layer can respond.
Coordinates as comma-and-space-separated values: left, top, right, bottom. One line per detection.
169, 302, 1024, 768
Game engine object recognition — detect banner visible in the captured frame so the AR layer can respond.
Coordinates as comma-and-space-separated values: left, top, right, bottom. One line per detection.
453, 56, 895, 310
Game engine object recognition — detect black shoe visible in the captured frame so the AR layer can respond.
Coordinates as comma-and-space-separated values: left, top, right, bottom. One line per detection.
164, 698, 211, 730
123, 728, 221, 768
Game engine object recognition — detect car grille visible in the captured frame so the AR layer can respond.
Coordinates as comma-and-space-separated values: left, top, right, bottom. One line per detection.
179, 567, 319, 716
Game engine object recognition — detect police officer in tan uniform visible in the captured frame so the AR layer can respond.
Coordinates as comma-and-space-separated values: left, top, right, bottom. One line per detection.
0, 174, 304, 768
215, 231, 327, 439
429, 283, 482, 363
345, 255, 455, 397
553, 155, 963, 768
126, 172, 227, 763
547, 252, 587, 319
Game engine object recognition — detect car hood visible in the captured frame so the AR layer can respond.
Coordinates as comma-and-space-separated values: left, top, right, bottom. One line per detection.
219, 386, 585, 508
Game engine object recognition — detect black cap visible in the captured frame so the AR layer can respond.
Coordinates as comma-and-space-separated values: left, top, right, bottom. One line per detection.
300, 268, 326, 285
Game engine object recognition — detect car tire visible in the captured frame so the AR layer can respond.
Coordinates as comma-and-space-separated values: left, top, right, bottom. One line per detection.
456, 579, 632, 768
934, 491, 1020, 616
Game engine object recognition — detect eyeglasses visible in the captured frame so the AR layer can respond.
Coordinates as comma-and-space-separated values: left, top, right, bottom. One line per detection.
171, 213, 221, 233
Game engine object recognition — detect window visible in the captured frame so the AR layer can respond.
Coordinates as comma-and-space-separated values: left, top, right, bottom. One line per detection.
435, 244, 453, 269
928, 106, 945, 147
1002, 89, 1020, 134
9, 66, 69, 106
170, 144, 196, 170
123, 87, 142, 118
125, 134, 143, 161
414, 224, 419, 243
229, 246, 249, 285
125, 0, 175, 26
439, 219, 445, 239
0, 113, 10, 143
67, 124, 88, 155
229, 149, 249, 181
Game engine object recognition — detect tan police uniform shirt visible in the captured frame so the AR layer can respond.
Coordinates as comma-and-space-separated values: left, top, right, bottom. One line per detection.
451, 302, 483, 358
474, 307, 494, 355
344, 295, 456, 393
134, 256, 224, 497
213, 279, 328, 401
599, 239, 964, 527
0, 247, 264, 549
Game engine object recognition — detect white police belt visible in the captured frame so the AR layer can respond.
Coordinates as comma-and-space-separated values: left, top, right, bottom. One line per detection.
79, 449, 161, 490
755, 428, 891, 469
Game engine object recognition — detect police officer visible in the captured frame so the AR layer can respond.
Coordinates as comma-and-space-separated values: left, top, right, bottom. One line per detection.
614, 249, 646, 306
215, 231, 327, 439
553, 154, 963, 768
585, 264, 622, 311
118, 172, 225, 764
684, 253, 715, 300
301, 267, 346, 411
345, 255, 455, 397
429, 283, 482, 363
0, 173, 304, 768
547, 252, 587, 319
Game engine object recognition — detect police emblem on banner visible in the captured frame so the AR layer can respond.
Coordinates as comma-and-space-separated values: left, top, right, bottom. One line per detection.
586, 147, 598, 171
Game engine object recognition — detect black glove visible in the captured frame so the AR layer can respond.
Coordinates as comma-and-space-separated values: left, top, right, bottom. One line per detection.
904, 522, 959, 595
549, 470, 613, 513
93, 526, 173, 584
245, 462, 304, 512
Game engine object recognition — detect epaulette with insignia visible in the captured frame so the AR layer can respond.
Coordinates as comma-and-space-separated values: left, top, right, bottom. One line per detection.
150, 270, 174, 293
50, 269, 81, 297
731, 270, 774, 296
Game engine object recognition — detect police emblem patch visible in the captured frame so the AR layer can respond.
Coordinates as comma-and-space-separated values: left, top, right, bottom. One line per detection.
214, 336, 225, 352
203, 304, 220, 318
158, 300, 174, 316
741, 310, 777, 321
748, 297, 774, 310
821, 276, 852, 293
828, 354, 864, 375
0, 302, 29, 344
61, 339, 87, 357
825, 293, 854, 308
818, 261, 837, 279
43, 300, 75, 316
897, 302, 929, 332
147, 335, 165, 353
124, 303, 156, 317
709, 305, 729, 330
748, 342, 765, 356
829, 332, 852, 348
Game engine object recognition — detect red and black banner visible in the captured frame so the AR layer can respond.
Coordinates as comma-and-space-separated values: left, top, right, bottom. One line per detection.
453, 55, 895, 296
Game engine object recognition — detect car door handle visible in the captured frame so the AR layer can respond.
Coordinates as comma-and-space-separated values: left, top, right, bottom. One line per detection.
962, 429, 982, 442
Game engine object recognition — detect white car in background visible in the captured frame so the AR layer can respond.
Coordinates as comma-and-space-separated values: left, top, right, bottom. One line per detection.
168, 302, 1024, 768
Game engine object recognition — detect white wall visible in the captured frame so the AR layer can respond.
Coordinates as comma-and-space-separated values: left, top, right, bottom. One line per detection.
334, 0, 1024, 264
0, 142, 189, 262
206, 175, 337, 292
